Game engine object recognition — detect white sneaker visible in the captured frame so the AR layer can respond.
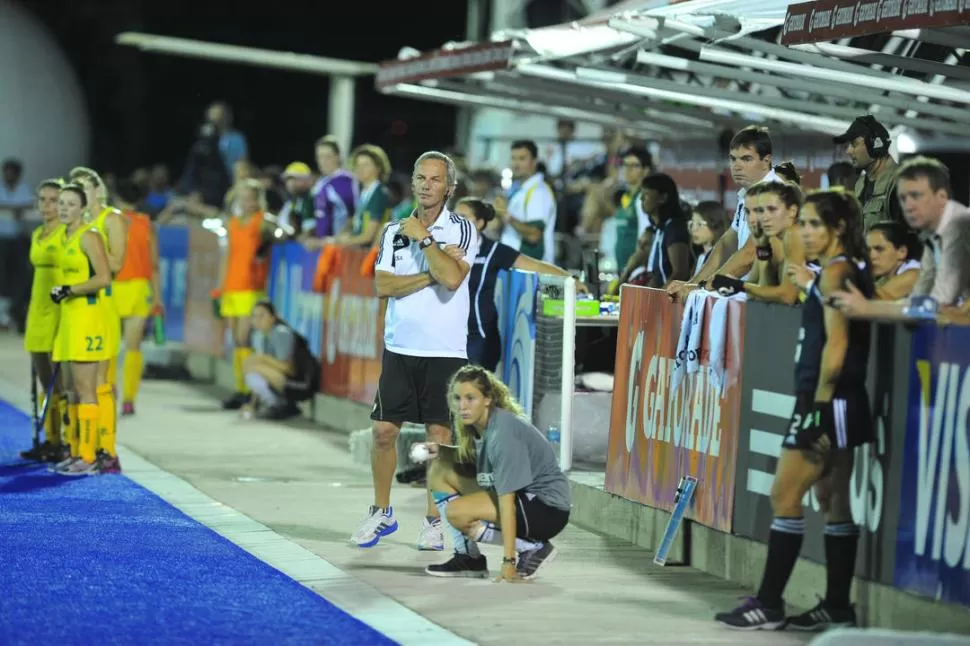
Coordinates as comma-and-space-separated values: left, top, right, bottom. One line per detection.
350, 506, 398, 548
417, 516, 445, 551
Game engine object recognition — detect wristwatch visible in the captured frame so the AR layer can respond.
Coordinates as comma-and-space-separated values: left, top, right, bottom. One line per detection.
419, 236, 435, 250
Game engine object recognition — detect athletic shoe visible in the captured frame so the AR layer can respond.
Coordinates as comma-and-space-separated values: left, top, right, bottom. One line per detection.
121, 402, 135, 416
350, 506, 398, 548
62, 458, 99, 477
20, 441, 61, 462
714, 596, 787, 630
416, 517, 445, 551
96, 451, 122, 475
260, 403, 300, 420
425, 553, 488, 578
516, 542, 559, 580
786, 599, 856, 631
51, 456, 79, 473
222, 392, 250, 410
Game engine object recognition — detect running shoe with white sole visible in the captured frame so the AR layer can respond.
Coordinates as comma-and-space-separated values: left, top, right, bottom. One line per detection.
51, 456, 78, 473
786, 599, 856, 631
516, 542, 558, 580
350, 506, 398, 548
96, 450, 122, 475
425, 553, 488, 578
62, 458, 99, 477
714, 596, 787, 630
416, 517, 445, 551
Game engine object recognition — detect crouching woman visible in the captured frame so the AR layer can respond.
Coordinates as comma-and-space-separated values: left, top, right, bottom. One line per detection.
419, 365, 571, 582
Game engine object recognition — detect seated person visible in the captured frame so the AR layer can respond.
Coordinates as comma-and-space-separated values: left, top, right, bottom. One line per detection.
417, 365, 571, 582
241, 300, 313, 420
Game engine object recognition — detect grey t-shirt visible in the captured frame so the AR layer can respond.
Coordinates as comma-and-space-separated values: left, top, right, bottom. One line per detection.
252, 323, 295, 362
475, 408, 571, 512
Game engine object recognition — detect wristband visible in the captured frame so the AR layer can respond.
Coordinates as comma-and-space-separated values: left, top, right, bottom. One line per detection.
756, 246, 772, 261
711, 274, 745, 297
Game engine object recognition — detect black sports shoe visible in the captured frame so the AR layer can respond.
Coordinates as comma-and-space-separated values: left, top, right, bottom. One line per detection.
715, 596, 787, 630
516, 542, 558, 580
19, 441, 62, 462
425, 553, 488, 578
222, 392, 251, 410
786, 599, 856, 631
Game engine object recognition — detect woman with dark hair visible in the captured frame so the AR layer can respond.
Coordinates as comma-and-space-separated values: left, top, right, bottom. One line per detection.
866, 221, 921, 300
416, 365, 570, 581
717, 190, 874, 631
639, 173, 692, 288
773, 161, 802, 186
447, 198, 574, 371
689, 201, 729, 275
240, 300, 310, 421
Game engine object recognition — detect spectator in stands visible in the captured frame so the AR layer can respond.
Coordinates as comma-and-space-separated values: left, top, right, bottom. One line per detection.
388, 174, 416, 221
631, 173, 691, 288
826, 161, 859, 191
241, 300, 316, 421
667, 127, 779, 298
717, 190, 874, 631
331, 144, 391, 249
448, 197, 573, 371
351, 150, 478, 552
278, 162, 316, 236
833, 115, 902, 230
866, 222, 922, 300
611, 147, 654, 275
143, 164, 173, 218
179, 111, 233, 208
206, 101, 248, 180
421, 365, 570, 580
0, 158, 32, 328
689, 201, 729, 275
497, 140, 556, 263
829, 156, 970, 318
306, 135, 357, 244
259, 165, 286, 213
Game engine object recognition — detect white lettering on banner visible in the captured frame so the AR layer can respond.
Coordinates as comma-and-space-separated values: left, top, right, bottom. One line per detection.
325, 278, 341, 365
159, 258, 170, 300
625, 330, 645, 453
323, 277, 380, 364
746, 388, 886, 533
914, 361, 970, 568
172, 259, 187, 310
640, 355, 722, 457
784, 12, 807, 34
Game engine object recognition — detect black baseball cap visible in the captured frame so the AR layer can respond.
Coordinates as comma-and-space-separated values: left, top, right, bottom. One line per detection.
833, 115, 891, 148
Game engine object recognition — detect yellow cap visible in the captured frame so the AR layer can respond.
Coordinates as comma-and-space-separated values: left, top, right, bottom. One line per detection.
282, 162, 312, 178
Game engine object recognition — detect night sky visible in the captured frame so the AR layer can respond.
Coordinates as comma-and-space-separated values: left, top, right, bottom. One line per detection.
25, 0, 468, 177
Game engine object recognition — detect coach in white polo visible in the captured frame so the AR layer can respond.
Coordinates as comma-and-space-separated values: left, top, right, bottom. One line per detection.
350, 150, 479, 551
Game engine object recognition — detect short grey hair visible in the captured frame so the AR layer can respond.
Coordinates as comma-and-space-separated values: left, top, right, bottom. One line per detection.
413, 150, 458, 188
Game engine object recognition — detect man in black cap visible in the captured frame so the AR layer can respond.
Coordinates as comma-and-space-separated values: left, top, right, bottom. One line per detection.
833, 115, 903, 231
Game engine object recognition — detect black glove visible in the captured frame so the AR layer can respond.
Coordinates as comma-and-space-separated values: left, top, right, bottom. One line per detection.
50, 285, 73, 304
711, 274, 745, 297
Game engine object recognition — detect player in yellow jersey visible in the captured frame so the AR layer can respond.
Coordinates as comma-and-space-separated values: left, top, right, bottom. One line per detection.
69, 167, 127, 472
19, 179, 68, 462
49, 183, 113, 476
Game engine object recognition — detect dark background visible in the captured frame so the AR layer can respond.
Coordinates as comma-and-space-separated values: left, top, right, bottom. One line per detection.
24, 0, 468, 177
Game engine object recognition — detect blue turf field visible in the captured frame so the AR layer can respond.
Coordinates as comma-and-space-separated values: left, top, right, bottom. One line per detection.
0, 399, 396, 645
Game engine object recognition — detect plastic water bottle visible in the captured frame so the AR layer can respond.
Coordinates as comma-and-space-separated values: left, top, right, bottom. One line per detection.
152, 314, 166, 346
547, 425, 561, 452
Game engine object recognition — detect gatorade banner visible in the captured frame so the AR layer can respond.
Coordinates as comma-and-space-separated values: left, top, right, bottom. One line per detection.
320, 248, 384, 405
605, 286, 743, 533
267, 242, 323, 358
183, 226, 224, 357
156, 226, 189, 342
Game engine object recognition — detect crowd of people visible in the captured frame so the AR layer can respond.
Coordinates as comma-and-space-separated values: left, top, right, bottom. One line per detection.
7, 102, 970, 616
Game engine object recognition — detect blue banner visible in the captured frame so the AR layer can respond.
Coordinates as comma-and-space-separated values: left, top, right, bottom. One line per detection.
267, 242, 323, 357
895, 323, 970, 607
156, 226, 189, 342
500, 269, 538, 418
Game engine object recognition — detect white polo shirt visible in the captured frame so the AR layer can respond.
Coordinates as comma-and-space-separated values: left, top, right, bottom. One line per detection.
500, 173, 557, 263
376, 209, 479, 358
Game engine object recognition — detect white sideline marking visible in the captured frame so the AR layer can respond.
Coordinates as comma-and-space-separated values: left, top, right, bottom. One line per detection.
0, 380, 470, 646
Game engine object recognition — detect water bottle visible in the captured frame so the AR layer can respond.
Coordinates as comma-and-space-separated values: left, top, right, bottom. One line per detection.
152, 314, 166, 346
547, 425, 561, 452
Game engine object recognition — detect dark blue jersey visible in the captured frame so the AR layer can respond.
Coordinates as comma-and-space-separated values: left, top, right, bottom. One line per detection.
468, 238, 520, 342
794, 255, 874, 395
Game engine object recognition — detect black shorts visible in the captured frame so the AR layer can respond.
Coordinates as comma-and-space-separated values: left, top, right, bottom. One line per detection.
371, 350, 466, 426
783, 390, 873, 451
515, 491, 570, 542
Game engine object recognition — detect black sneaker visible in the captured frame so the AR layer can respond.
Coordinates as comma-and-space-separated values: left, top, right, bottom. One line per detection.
715, 596, 787, 630
222, 392, 251, 410
787, 599, 856, 632
260, 402, 300, 420
425, 553, 488, 578
19, 441, 62, 462
516, 542, 558, 580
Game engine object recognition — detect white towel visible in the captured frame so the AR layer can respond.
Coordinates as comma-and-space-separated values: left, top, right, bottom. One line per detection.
686, 291, 706, 377
708, 292, 748, 396
672, 290, 706, 392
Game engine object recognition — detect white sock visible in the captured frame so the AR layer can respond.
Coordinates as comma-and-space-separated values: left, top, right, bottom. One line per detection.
244, 372, 281, 406
472, 521, 542, 552
433, 492, 481, 557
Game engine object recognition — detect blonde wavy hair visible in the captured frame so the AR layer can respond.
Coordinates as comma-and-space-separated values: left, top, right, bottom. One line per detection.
448, 365, 525, 464
68, 166, 107, 215
350, 144, 391, 183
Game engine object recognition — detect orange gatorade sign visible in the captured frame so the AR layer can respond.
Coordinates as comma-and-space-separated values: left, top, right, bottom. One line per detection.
605, 286, 744, 533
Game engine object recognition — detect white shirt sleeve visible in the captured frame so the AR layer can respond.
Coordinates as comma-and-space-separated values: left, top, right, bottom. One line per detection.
374, 223, 397, 273
449, 214, 479, 269
524, 183, 555, 226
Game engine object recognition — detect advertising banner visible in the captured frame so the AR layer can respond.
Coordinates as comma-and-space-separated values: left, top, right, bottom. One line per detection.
500, 269, 539, 418
895, 324, 970, 606
731, 300, 906, 583
320, 247, 384, 405
605, 286, 743, 533
267, 242, 323, 358
182, 226, 224, 357
156, 226, 189, 343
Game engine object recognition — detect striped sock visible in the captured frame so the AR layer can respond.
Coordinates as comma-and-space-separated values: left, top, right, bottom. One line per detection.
756, 516, 805, 609
432, 492, 480, 557
824, 522, 860, 609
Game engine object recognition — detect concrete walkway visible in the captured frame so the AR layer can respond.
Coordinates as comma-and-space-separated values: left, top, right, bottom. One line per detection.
0, 333, 813, 645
